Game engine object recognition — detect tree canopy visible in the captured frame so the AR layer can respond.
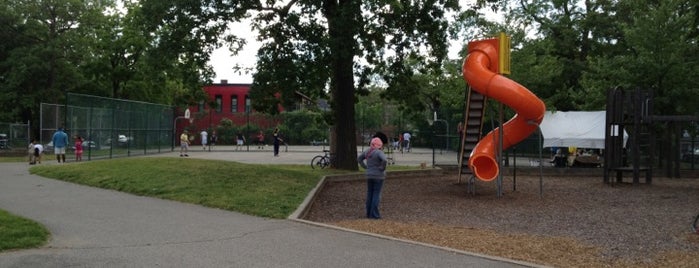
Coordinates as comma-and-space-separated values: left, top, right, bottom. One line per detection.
1, 0, 697, 167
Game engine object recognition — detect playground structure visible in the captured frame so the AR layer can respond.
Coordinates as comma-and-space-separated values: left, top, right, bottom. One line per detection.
604, 87, 699, 184
604, 87, 653, 184
457, 34, 699, 193
457, 33, 546, 191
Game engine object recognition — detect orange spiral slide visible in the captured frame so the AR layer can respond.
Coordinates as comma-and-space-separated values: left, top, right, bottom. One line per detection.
462, 38, 546, 181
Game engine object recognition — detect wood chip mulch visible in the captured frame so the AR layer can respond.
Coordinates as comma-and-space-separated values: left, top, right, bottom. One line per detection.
303, 174, 699, 267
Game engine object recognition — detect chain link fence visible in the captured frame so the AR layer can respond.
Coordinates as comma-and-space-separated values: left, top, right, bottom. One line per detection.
40, 93, 173, 160
0, 121, 30, 152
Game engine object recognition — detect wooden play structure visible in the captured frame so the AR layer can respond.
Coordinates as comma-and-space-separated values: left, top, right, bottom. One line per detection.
604, 87, 699, 184
604, 87, 653, 184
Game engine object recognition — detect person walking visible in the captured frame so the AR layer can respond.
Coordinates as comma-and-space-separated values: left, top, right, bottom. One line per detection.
180, 130, 190, 157
357, 137, 388, 219
52, 127, 69, 163
200, 129, 208, 150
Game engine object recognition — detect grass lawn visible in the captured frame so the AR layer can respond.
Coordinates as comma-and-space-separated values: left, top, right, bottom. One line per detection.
0, 209, 50, 251
28, 157, 354, 219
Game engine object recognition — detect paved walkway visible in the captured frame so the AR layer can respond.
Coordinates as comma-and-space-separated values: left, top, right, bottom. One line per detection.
0, 147, 543, 268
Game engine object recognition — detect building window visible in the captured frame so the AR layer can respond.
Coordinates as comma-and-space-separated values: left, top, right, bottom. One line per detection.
198, 100, 205, 111
215, 95, 222, 113
245, 95, 251, 113
231, 95, 238, 113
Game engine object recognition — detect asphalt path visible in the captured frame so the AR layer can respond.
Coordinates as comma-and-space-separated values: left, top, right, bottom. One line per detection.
0, 147, 541, 268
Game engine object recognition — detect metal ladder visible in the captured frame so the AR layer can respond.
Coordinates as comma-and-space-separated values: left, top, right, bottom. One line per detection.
458, 88, 487, 186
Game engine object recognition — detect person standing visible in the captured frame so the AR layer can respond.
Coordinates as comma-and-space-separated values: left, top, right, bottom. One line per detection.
180, 130, 189, 157
210, 131, 217, 150
402, 131, 411, 152
200, 129, 208, 150
28, 139, 37, 164
256, 131, 265, 149
74, 135, 84, 162
52, 127, 69, 163
357, 137, 388, 219
236, 132, 245, 151
272, 127, 283, 157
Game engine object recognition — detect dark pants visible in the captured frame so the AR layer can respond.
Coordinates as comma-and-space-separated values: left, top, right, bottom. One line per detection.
366, 179, 384, 219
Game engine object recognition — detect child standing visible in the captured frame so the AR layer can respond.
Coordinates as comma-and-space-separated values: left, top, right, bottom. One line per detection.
256, 131, 265, 149
74, 136, 84, 162
28, 140, 36, 164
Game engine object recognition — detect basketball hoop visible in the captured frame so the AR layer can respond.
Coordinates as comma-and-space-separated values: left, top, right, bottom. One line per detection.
184, 108, 193, 123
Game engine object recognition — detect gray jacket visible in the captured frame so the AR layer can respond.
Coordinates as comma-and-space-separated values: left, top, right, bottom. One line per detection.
357, 148, 388, 179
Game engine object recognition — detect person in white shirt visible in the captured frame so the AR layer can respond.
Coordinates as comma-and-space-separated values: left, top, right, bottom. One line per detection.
402, 132, 411, 152
29, 139, 43, 164
200, 130, 208, 150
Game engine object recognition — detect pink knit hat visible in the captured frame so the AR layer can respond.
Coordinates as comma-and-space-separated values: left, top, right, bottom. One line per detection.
370, 137, 383, 149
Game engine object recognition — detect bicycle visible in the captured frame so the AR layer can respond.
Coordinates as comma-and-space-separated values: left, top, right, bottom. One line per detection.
693, 213, 699, 234
311, 150, 333, 169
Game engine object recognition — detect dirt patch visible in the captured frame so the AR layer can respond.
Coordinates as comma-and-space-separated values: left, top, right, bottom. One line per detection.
304, 174, 699, 267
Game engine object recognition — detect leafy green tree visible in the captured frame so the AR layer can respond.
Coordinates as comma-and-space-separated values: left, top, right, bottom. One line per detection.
244, 0, 461, 170
506, 0, 608, 110
581, 0, 699, 115
0, 0, 107, 123
280, 110, 329, 145
474, 0, 697, 118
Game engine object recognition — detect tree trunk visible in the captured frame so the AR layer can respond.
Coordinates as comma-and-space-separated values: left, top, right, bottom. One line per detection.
324, 0, 358, 170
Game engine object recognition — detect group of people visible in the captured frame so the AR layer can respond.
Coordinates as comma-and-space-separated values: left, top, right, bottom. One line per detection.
391, 132, 412, 152
179, 129, 221, 157
29, 127, 84, 164
549, 147, 603, 168
178, 127, 285, 157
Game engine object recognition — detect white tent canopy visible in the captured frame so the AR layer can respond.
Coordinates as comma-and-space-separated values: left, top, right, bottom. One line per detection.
539, 111, 627, 149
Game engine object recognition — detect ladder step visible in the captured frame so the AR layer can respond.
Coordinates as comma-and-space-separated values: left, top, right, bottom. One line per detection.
468, 103, 484, 109
466, 129, 479, 134
470, 93, 485, 100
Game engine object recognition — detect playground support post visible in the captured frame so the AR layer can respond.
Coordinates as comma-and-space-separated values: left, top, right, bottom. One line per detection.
496, 102, 503, 197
